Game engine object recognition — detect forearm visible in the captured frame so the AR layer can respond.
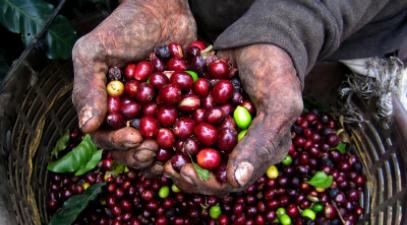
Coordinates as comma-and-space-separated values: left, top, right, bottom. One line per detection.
214, 0, 405, 85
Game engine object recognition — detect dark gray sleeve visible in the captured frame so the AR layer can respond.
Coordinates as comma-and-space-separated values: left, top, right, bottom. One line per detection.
213, 0, 404, 84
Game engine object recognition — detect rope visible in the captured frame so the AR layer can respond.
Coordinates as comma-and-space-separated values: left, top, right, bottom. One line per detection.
339, 57, 405, 127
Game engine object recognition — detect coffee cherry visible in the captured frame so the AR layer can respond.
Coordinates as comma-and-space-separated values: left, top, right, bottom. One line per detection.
171, 72, 194, 90
209, 204, 222, 219
124, 80, 139, 97
155, 45, 171, 59
189, 40, 206, 50
156, 149, 172, 162
151, 57, 165, 72
121, 101, 141, 118
107, 96, 121, 113
171, 153, 190, 172
194, 123, 218, 146
133, 61, 153, 81
142, 102, 158, 116
234, 106, 252, 129
180, 138, 199, 155
194, 78, 209, 96
136, 83, 155, 103
208, 59, 229, 79
157, 106, 177, 127
107, 80, 124, 96
217, 128, 237, 153
159, 84, 182, 105
266, 165, 279, 179
204, 107, 225, 124
168, 42, 184, 58
211, 80, 233, 104
150, 72, 169, 89
173, 117, 195, 139
179, 95, 200, 112
197, 148, 221, 170
106, 113, 125, 129
193, 108, 206, 123
158, 186, 170, 199
124, 63, 137, 80
167, 58, 187, 71
157, 128, 175, 149
140, 116, 159, 138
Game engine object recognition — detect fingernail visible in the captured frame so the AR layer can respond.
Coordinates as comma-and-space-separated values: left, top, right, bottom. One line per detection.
234, 161, 254, 187
181, 174, 195, 185
79, 106, 93, 129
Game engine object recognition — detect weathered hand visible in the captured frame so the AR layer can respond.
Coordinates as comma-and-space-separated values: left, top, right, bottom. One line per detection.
164, 44, 303, 195
72, 0, 196, 172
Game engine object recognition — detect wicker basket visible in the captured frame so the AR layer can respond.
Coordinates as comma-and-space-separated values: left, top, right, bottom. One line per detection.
1, 22, 406, 225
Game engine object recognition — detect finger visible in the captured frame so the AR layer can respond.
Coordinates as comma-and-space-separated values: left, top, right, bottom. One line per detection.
179, 163, 230, 196
227, 112, 292, 188
112, 140, 159, 169
142, 162, 164, 178
91, 127, 143, 150
163, 161, 196, 193
72, 35, 108, 133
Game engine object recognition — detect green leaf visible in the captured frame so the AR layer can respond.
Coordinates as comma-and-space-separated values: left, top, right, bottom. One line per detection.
74, 150, 103, 176
105, 162, 128, 178
0, 0, 53, 44
334, 143, 347, 154
192, 162, 209, 181
51, 131, 70, 158
46, 15, 76, 59
0, 0, 76, 59
48, 183, 106, 225
48, 135, 102, 174
307, 171, 333, 189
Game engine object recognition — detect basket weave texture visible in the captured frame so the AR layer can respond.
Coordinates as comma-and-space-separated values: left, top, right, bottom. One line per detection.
1, 62, 406, 225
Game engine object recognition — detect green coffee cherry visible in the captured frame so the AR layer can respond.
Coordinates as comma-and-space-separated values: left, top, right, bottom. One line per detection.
209, 204, 222, 219
233, 106, 252, 129
158, 186, 170, 199
282, 155, 293, 166
186, 70, 199, 81
238, 130, 248, 141
171, 184, 181, 193
279, 214, 292, 225
301, 208, 316, 220
276, 207, 286, 217
312, 203, 324, 213
266, 165, 279, 179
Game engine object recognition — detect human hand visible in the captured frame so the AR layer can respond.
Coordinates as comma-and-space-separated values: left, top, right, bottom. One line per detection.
164, 44, 303, 195
72, 0, 196, 173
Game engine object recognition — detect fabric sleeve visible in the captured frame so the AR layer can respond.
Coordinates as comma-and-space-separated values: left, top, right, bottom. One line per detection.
213, 0, 401, 84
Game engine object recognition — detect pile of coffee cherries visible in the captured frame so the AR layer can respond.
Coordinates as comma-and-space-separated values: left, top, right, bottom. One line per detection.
48, 107, 366, 225
104, 41, 255, 173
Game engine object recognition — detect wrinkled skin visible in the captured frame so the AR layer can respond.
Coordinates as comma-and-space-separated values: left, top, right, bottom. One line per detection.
165, 45, 303, 195
72, 0, 303, 193
72, 0, 196, 174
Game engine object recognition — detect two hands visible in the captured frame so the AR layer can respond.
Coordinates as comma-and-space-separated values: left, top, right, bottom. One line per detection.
72, 0, 303, 195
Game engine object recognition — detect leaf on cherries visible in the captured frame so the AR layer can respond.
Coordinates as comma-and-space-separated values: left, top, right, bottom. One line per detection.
48, 135, 103, 176
48, 183, 105, 225
334, 143, 347, 154
307, 171, 333, 189
51, 130, 70, 158
192, 162, 209, 181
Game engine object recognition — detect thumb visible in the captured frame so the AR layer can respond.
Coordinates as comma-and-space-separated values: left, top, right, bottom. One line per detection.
226, 112, 291, 188
72, 36, 108, 133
